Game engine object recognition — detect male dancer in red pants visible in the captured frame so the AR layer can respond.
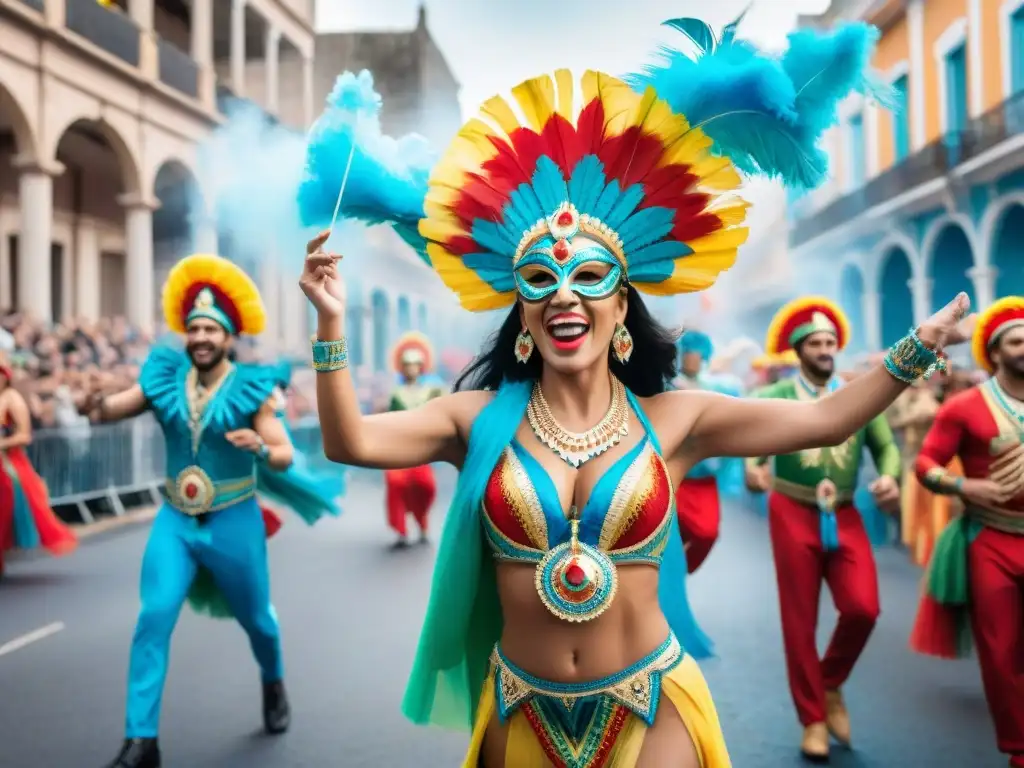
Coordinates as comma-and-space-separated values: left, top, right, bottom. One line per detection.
910, 296, 1024, 768
384, 332, 443, 548
674, 329, 725, 572
745, 297, 901, 761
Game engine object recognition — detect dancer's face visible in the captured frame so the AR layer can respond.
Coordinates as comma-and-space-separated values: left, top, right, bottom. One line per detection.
681, 352, 703, 379
797, 332, 837, 380
186, 318, 232, 372
518, 254, 627, 376
401, 361, 422, 382
993, 326, 1024, 379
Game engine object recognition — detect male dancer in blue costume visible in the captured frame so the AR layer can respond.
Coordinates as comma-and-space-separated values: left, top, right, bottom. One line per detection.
673, 330, 739, 572
92, 254, 295, 768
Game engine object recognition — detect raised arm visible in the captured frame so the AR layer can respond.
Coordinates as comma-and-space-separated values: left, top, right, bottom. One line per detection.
0, 390, 32, 450
681, 294, 972, 461
299, 231, 482, 469
92, 385, 149, 423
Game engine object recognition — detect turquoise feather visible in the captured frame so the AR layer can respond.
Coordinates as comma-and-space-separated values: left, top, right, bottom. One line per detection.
626, 17, 892, 190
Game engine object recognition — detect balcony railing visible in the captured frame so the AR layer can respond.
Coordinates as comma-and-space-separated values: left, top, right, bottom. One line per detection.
790, 90, 1024, 248
65, 0, 140, 67
157, 38, 198, 98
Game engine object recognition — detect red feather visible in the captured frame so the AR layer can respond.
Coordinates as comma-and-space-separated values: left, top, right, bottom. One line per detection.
180, 282, 243, 334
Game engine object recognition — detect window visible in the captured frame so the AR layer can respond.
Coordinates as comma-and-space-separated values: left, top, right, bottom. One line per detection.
892, 75, 910, 161
1013, 6, 1024, 94
944, 44, 969, 134
848, 113, 865, 189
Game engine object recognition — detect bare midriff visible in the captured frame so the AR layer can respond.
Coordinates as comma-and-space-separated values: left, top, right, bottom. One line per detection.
495, 561, 669, 681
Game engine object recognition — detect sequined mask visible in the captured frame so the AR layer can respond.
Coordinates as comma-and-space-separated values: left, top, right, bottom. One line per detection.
513, 204, 625, 303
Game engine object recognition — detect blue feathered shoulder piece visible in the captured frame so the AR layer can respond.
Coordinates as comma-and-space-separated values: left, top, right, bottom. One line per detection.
625, 13, 895, 189
297, 70, 436, 262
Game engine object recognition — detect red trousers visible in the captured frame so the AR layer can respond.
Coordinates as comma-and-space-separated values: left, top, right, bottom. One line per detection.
969, 527, 1024, 761
677, 476, 720, 573
768, 492, 880, 725
385, 465, 436, 537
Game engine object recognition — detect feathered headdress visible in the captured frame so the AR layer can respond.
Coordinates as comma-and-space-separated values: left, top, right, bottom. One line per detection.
391, 331, 435, 374
678, 330, 714, 362
972, 296, 1024, 373
766, 296, 851, 355
296, 17, 889, 310
162, 254, 266, 336
626, 14, 894, 189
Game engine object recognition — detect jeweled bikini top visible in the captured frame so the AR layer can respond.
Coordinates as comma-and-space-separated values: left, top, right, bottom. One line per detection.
482, 408, 674, 623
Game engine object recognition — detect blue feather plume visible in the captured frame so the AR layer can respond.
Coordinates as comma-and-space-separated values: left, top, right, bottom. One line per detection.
297, 70, 436, 261
626, 15, 893, 190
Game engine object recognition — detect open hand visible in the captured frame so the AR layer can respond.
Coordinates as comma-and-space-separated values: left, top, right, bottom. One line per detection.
868, 475, 901, 511
225, 428, 265, 454
299, 230, 346, 319
745, 465, 771, 493
989, 441, 1024, 498
917, 292, 975, 350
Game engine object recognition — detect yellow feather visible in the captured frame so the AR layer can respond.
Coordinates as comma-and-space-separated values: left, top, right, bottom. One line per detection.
426, 242, 504, 310
511, 74, 556, 133
162, 254, 265, 335
480, 97, 521, 137
554, 69, 574, 121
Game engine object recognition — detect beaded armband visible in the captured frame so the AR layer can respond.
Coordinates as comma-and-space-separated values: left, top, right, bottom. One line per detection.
884, 328, 946, 384
311, 337, 349, 373
922, 466, 964, 495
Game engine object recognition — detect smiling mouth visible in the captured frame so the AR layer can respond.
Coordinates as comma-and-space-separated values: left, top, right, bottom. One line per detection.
546, 317, 591, 350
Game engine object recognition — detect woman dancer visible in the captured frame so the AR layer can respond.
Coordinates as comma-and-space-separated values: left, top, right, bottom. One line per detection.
0, 363, 76, 578
301, 64, 971, 768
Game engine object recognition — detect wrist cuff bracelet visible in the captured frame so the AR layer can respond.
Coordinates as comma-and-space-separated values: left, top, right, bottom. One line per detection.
884, 328, 946, 384
312, 337, 349, 373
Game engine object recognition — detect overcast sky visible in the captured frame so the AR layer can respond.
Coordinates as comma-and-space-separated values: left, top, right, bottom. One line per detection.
316, 0, 832, 116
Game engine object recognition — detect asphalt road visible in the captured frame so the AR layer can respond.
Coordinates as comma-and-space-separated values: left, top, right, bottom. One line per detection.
0, 471, 1003, 767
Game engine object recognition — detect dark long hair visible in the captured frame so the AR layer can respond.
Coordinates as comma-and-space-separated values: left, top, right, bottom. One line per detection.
454, 285, 679, 396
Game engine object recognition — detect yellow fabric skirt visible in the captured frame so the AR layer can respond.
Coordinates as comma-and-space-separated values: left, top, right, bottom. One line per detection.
462, 655, 731, 767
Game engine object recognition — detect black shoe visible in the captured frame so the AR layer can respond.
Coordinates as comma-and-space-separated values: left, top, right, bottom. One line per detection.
106, 738, 161, 768
390, 538, 410, 550
262, 680, 291, 734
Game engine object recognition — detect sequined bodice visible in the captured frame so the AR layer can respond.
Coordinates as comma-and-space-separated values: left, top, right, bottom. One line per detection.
482, 433, 674, 566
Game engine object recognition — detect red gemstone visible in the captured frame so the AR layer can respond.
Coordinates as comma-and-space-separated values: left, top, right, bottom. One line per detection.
553, 239, 570, 262
184, 482, 198, 499
565, 561, 586, 587
556, 211, 574, 227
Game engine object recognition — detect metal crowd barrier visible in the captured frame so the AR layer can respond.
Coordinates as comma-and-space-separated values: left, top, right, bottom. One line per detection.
25, 415, 326, 525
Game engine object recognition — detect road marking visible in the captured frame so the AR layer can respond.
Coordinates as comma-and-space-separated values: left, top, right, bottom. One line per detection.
0, 621, 65, 658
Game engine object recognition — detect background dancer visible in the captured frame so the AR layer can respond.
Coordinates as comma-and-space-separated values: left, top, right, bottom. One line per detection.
384, 331, 443, 548
187, 364, 343, 619
0, 362, 77, 579
910, 296, 1024, 768
674, 330, 729, 573
91, 254, 295, 768
298, 16, 968, 762
744, 297, 905, 761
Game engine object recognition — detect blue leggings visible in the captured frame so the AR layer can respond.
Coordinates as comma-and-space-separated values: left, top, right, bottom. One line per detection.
125, 499, 283, 737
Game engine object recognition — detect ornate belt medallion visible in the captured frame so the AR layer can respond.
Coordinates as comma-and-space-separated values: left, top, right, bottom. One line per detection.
535, 513, 617, 622
815, 478, 838, 514
173, 466, 217, 516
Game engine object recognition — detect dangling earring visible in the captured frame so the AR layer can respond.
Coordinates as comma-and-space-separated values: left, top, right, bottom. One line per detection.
514, 328, 535, 363
611, 323, 633, 364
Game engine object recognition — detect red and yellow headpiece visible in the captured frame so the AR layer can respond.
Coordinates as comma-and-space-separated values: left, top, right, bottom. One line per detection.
391, 331, 434, 374
972, 296, 1024, 373
765, 297, 850, 355
161, 254, 266, 336
419, 69, 749, 312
